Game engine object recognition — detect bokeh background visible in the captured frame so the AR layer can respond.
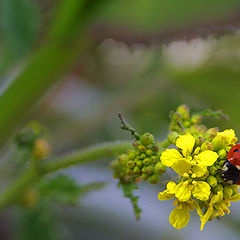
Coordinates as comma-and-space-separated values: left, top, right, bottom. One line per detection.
1, 0, 240, 239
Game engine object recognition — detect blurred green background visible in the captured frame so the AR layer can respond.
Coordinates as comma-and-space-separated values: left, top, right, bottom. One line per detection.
1, 0, 240, 239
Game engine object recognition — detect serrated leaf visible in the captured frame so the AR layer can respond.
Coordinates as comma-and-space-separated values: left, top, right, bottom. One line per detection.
38, 174, 105, 205
119, 182, 142, 220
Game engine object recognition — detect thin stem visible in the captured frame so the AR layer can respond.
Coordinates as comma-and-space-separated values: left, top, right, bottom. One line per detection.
0, 141, 132, 211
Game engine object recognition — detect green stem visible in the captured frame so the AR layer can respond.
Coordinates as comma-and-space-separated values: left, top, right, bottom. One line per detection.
0, 141, 132, 211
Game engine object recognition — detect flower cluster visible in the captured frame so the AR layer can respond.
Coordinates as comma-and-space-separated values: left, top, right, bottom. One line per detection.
111, 133, 166, 184
112, 105, 240, 230
159, 108, 240, 230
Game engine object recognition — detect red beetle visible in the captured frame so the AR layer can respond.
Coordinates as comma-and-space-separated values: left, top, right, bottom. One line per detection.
221, 144, 240, 185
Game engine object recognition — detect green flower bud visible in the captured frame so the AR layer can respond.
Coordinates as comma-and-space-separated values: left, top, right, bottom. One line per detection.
205, 127, 219, 141
206, 175, 218, 187
218, 149, 227, 160
142, 173, 148, 181
146, 149, 153, 156
154, 162, 166, 174
208, 166, 217, 175
232, 185, 239, 195
136, 161, 143, 167
151, 156, 157, 164
132, 140, 140, 148
138, 145, 146, 152
190, 114, 202, 124
126, 168, 134, 175
195, 136, 205, 146
140, 153, 146, 159
216, 174, 224, 183
223, 185, 233, 198
146, 166, 154, 175
201, 141, 214, 151
128, 151, 136, 160
176, 104, 190, 120
213, 184, 223, 193
143, 158, 151, 165
183, 121, 190, 128
226, 146, 232, 152
118, 154, 129, 164
167, 131, 179, 144
133, 166, 140, 174
142, 166, 147, 173
148, 174, 159, 184
219, 160, 225, 167
127, 161, 135, 168
140, 133, 155, 146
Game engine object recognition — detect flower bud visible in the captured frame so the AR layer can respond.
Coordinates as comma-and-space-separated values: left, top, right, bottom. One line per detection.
167, 131, 179, 144
140, 153, 146, 159
133, 166, 140, 174
148, 174, 159, 184
223, 185, 233, 199
205, 127, 219, 141
138, 145, 146, 152
206, 175, 218, 187
136, 161, 143, 167
201, 141, 214, 151
218, 149, 227, 160
151, 156, 157, 164
140, 133, 155, 146
143, 158, 151, 165
208, 166, 217, 175
190, 114, 202, 124
176, 105, 190, 120
127, 161, 135, 168
213, 184, 223, 193
146, 149, 152, 156
142, 173, 148, 181
146, 166, 154, 175
195, 136, 205, 146
232, 185, 239, 195
154, 162, 166, 174
33, 139, 50, 160
119, 154, 129, 164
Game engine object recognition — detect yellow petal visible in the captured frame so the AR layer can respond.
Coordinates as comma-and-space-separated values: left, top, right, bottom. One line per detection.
158, 190, 175, 201
196, 150, 218, 166
160, 149, 182, 167
192, 181, 211, 201
171, 159, 192, 176
209, 191, 223, 206
200, 206, 213, 231
175, 182, 192, 202
176, 134, 195, 156
192, 165, 208, 178
166, 181, 177, 194
169, 206, 190, 229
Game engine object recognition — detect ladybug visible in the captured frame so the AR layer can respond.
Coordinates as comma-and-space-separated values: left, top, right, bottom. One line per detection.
221, 143, 240, 185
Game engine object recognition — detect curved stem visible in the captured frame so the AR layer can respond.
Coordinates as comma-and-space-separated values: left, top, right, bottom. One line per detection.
0, 141, 132, 211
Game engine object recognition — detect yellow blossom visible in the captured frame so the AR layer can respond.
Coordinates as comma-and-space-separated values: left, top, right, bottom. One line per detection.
158, 181, 176, 200
160, 134, 218, 168
212, 129, 237, 151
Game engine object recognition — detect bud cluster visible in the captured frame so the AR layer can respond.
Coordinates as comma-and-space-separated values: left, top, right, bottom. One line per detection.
111, 133, 166, 184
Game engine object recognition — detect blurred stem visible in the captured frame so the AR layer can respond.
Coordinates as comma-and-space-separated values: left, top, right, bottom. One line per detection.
0, 141, 132, 212
0, 0, 106, 149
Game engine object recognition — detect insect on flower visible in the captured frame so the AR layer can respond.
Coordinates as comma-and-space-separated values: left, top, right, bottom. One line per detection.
222, 143, 240, 184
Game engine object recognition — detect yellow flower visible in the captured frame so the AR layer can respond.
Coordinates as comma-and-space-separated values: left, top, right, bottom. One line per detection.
160, 133, 218, 167
200, 191, 240, 230
212, 129, 237, 151
169, 199, 201, 229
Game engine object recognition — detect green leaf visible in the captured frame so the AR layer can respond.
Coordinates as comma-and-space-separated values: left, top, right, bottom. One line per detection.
38, 174, 105, 205
119, 182, 142, 220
